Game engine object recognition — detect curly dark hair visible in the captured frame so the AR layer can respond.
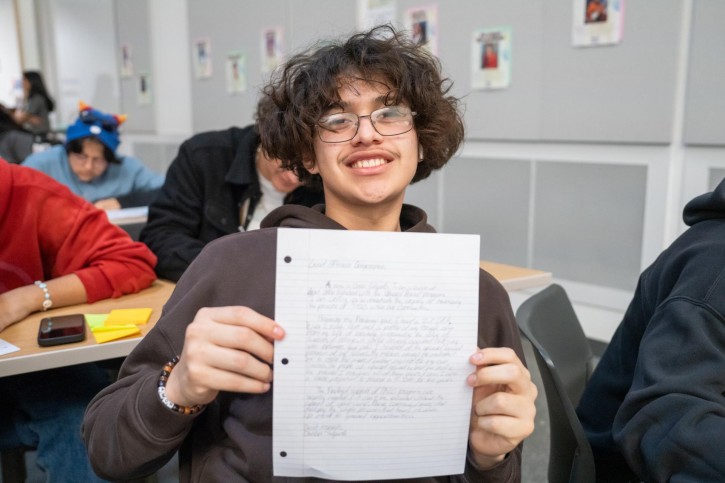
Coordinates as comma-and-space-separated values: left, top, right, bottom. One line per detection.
257, 24, 464, 186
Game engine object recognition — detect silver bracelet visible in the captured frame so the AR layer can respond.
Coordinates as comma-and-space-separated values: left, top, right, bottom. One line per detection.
34, 280, 53, 311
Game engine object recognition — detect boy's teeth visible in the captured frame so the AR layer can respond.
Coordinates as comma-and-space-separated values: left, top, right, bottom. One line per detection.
351, 158, 386, 168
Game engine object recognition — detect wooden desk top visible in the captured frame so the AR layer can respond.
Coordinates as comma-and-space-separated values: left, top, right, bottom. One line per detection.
1, 262, 550, 378
480, 260, 552, 292
0, 279, 175, 377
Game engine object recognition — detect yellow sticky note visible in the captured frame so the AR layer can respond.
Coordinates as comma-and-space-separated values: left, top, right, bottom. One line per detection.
85, 314, 109, 329
92, 324, 139, 332
104, 308, 153, 326
92, 327, 141, 344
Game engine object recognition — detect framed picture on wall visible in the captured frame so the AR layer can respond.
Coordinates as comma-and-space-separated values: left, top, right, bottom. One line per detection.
120, 43, 133, 78
193, 37, 213, 78
572, 0, 625, 46
226, 52, 247, 94
471, 27, 512, 90
403, 4, 439, 56
261, 27, 284, 76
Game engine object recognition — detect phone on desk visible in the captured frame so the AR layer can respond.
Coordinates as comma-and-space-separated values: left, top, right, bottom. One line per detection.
37, 314, 86, 347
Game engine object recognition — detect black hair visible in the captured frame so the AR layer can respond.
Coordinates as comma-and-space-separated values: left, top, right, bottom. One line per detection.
65, 137, 119, 164
23, 71, 55, 112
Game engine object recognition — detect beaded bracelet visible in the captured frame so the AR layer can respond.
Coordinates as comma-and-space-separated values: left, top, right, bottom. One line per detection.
34, 280, 53, 311
157, 356, 205, 415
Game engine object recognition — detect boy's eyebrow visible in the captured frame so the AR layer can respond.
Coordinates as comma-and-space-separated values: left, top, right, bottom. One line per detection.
336, 94, 391, 110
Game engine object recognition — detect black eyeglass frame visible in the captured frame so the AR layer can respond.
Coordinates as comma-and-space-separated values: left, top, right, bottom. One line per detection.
315, 106, 417, 143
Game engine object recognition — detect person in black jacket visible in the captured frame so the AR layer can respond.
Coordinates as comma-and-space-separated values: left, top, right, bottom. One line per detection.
139, 102, 323, 282
576, 178, 725, 482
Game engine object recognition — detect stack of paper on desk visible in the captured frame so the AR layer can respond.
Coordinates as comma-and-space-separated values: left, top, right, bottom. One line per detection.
273, 228, 480, 481
85, 308, 153, 343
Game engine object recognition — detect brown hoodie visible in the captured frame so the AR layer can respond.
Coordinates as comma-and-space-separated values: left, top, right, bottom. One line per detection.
82, 204, 524, 483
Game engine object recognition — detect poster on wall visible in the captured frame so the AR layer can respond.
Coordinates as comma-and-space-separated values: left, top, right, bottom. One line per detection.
261, 27, 284, 76
403, 5, 439, 56
226, 52, 247, 94
137, 72, 152, 105
471, 27, 512, 90
120, 43, 133, 78
572, 0, 624, 47
193, 37, 213, 78
356, 0, 396, 30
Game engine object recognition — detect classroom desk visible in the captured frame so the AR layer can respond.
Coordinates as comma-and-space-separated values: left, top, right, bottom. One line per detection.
480, 260, 552, 292
0, 279, 174, 378
106, 206, 149, 226
0, 262, 550, 378
106, 206, 149, 240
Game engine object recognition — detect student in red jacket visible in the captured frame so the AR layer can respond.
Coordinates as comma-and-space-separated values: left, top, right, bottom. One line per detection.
0, 158, 157, 481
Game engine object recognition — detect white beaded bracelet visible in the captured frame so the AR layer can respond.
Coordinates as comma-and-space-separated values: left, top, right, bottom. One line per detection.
34, 281, 53, 311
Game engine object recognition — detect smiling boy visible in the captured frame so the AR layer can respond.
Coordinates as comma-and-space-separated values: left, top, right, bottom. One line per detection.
83, 26, 536, 482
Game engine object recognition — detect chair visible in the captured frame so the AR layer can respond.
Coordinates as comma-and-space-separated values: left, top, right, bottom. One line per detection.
1, 447, 29, 483
516, 283, 597, 483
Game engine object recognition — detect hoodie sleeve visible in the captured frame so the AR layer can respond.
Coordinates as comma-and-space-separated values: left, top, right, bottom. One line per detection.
612, 298, 725, 481
42, 194, 157, 302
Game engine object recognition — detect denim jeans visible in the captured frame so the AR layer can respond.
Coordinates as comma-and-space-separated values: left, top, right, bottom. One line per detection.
0, 362, 110, 482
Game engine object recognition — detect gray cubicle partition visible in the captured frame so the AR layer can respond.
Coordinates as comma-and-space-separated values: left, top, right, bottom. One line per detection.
111, 0, 724, 293
187, 0, 357, 132
179, 0, 689, 144
684, 0, 725, 146
115, 0, 155, 133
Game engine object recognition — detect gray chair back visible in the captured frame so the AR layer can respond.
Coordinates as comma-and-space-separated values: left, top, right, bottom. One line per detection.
516, 283, 596, 483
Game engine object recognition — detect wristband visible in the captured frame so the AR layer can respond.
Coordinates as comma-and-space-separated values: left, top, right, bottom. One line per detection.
34, 281, 53, 311
157, 356, 205, 415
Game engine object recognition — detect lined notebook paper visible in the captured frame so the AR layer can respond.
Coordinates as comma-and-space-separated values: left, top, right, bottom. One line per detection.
273, 228, 480, 480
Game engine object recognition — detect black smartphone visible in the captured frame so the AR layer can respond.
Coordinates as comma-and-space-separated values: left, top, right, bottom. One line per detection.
37, 314, 87, 347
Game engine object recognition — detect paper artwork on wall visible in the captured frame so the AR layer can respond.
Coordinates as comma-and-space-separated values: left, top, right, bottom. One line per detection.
137, 72, 151, 105
403, 4, 439, 56
226, 52, 247, 94
471, 27, 512, 90
193, 37, 213, 79
357, 0, 397, 31
261, 27, 284, 76
572, 0, 625, 47
120, 43, 133, 78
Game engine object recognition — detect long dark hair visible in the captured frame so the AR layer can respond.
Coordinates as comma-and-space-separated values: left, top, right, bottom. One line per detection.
23, 71, 55, 112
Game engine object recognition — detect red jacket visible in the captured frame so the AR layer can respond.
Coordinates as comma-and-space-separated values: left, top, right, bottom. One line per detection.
0, 159, 157, 302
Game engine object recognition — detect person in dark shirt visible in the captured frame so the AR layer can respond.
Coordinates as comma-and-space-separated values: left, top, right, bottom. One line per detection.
577, 179, 725, 482
139, 98, 323, 282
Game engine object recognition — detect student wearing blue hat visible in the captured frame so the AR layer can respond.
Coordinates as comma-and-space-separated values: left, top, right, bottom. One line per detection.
23, 102, 164, 210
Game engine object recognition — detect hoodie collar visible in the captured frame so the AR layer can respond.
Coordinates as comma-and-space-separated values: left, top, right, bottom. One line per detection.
683, 177, 725, 226
261, 203, 436, 233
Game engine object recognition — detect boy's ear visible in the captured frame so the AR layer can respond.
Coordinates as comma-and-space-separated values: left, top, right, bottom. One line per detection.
303, 159, 318, 174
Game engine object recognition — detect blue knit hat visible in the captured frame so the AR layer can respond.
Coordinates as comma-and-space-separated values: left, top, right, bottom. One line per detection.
65, 102, 126, 152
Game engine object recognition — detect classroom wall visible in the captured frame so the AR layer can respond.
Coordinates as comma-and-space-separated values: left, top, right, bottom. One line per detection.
13, 0, 725, 342
0, 0, 23, 107
34, 0, 121, 128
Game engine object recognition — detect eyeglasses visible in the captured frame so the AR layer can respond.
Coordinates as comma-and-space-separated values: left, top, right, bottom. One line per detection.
69, 152, 107, 168
316, 106, 416, 143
